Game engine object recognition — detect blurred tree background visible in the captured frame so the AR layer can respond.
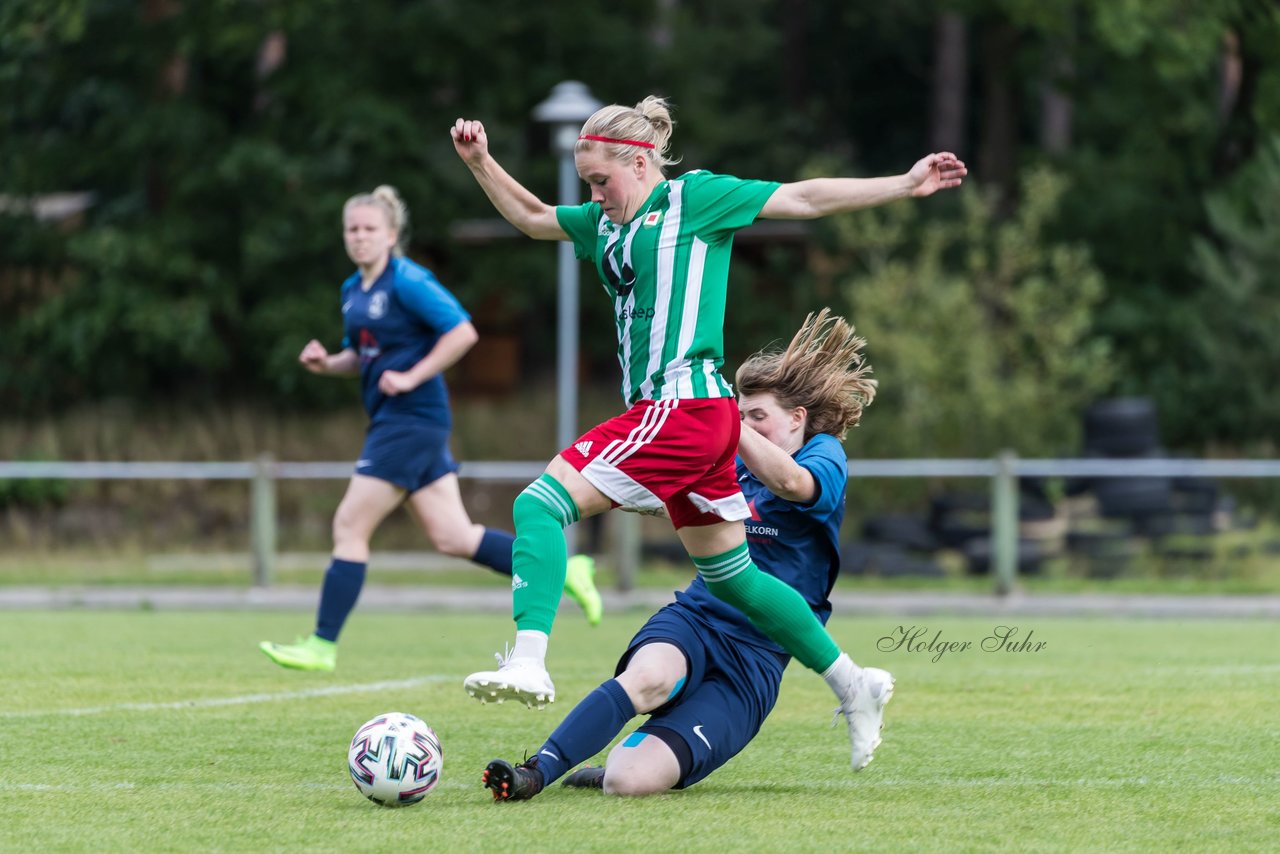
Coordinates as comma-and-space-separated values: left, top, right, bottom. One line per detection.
3, 0, 1279, 461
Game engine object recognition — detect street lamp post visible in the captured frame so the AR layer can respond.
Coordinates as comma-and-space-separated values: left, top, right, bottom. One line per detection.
533, 81, 602, 554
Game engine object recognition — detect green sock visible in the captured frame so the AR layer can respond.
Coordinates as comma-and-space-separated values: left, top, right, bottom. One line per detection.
694, 542, 841, 673
510, 474, 580, 634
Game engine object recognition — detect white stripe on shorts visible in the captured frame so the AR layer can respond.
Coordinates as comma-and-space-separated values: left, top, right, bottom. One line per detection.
601, 399, 678, 467
580, 457, 665, 513
686, 489, 751, 522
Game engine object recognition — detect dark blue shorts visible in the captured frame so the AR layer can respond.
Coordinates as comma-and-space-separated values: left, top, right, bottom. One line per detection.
354, 419, 458, 493
615, 603, 788, 789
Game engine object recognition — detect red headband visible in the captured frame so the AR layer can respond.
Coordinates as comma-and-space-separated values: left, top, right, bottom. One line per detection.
578, 134, 655, 149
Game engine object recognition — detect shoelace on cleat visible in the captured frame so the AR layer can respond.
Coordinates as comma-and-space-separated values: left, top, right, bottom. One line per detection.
831, 693, 854, 728
491, 643, 515, 669
831, 679, 864, 728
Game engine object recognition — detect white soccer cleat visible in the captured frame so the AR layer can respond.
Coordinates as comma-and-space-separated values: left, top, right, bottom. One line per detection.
464, 651, 556, 710
836, 666, 895, 771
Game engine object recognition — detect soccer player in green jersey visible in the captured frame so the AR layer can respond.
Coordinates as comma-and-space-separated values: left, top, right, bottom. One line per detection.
450, 96, 965, 770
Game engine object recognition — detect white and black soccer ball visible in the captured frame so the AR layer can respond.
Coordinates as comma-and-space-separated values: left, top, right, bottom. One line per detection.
347, 712, 443, 807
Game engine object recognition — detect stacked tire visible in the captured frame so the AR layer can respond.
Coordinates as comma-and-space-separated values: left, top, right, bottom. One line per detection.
928, 485, 1058, 576
841, 513, 945, 577
1083, 398, 1172, 519
1070, 397, 1222, 575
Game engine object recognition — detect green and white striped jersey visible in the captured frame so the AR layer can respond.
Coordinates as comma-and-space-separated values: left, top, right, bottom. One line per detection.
557, 170, 780, 406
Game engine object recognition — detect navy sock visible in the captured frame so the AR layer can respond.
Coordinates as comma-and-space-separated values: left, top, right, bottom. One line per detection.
535, 679, 636, 785
315, 558, 366, 642
472, 527, 515, 576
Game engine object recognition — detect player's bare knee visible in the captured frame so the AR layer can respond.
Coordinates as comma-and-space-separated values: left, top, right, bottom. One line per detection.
331, 508, 369, 550
601, 767, 664, 797
618, 661, 679, 712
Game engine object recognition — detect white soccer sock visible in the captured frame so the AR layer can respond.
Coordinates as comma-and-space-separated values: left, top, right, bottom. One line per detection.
821, 652, 860, 700
512, 629, 549, 664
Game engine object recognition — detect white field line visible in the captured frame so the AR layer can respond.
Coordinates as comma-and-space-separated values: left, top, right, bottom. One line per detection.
867, 774, 1279, 787
0, 778, 476, 793
0, 675, 454, 719
144, 551, 475, 572
1, 775, 1275, 794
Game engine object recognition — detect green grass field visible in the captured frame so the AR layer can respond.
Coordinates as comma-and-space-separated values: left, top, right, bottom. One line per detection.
1, 610, 1277, 852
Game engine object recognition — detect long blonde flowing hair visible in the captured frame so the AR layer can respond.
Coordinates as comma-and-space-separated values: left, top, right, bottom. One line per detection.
735, 308, 876, 441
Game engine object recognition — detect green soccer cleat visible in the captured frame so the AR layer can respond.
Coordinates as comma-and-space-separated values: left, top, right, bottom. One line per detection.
563, 554, 604, 626
259, 634, 337, 672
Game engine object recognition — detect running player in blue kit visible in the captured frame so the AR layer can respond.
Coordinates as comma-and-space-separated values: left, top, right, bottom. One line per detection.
482, 309, 888, 799
259, 186, 601, 672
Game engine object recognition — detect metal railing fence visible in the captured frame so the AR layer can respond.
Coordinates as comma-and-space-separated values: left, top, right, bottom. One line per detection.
4, 455, 1278, 594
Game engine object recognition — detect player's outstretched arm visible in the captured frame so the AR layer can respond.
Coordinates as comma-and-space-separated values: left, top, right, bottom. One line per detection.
759, 152, 967, 220
450, 118, 568, 241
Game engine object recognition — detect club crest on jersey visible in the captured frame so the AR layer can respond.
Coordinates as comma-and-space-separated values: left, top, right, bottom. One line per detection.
368, 291, 389, 319
642, 211, 662, 228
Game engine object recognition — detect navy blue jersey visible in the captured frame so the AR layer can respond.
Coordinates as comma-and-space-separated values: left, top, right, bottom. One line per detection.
339, 256, 470, 426
673, 432, 847, 656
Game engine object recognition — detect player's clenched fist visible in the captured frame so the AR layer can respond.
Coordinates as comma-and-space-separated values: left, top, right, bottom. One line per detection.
299, 339, 330, 374
450, 118, 489, 165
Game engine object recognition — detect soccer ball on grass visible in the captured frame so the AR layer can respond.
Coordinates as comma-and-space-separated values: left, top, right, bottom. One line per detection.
347, 712, 443, 806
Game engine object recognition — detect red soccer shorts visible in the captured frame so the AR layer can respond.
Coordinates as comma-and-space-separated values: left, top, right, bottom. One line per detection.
560, 397, 751, 529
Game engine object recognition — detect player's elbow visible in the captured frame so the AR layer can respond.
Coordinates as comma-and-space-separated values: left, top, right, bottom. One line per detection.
775, 476, 813, 503
454, 321, 479, 349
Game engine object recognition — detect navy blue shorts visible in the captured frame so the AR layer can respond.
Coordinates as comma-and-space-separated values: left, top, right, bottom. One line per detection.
354, 419, 458, 493
615, 603, 788, 789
